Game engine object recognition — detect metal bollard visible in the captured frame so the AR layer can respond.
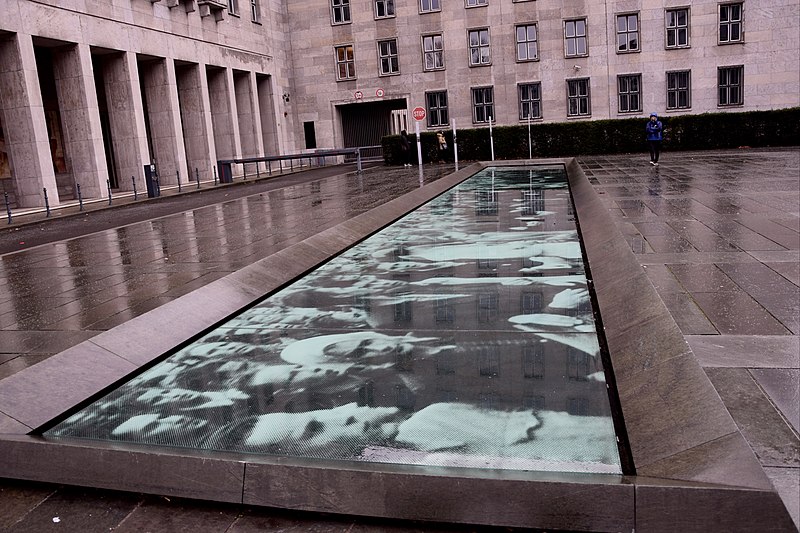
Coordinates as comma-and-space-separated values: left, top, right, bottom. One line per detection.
107, 179, 112, 205
279, 160, 283, 174
177, 170, 182, 192
268, 160, 272, 175
195, 167, 200, 189
77, 183, 84, 211
256, 162, 260, 178
243, 164, 247, 181
43, 188, 51, 217
213, 166, 218, 186
132, 176, 138, 200
357, 149, 363, 173
290, 158, 293, 171
4, 192, 11, 224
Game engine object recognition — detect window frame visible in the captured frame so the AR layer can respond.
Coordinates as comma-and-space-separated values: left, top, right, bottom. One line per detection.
250, 0, 260, 22
718, 2, 744, 44
426, 90, 449, 128
471, 86, 495, 124
617, 73, 642, 113
566, 77, 591, 117
466, 0, 488, 7
666, 70, 692, 110
374, 0, 395, 19
564, 18, 588, 58
468, 28, 491, 66
518, 82, 542, 121
228, 0, 239, 15
377, 38, 400, 76
331, 0, 351, 25
615, 12, 640, 53
665, 7, 691, 49
422, 33, 445, 71
718, 65, 744, 107
515, 22, 539, 62
419, 0, 441, 14
334, 44, 356, 81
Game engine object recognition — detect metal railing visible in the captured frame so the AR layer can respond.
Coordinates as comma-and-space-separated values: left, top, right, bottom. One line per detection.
217, 146, 382, 184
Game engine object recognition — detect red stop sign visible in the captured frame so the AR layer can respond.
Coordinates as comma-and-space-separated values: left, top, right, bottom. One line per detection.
412, 107, 426, 121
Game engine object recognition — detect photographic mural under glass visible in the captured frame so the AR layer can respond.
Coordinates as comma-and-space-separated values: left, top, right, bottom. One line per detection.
46, 166, 622, 475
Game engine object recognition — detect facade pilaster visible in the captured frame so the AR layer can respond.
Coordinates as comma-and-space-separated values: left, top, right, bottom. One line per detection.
0, 34, 58, 207
102, 51, 150, 191
52, 43, 108, 200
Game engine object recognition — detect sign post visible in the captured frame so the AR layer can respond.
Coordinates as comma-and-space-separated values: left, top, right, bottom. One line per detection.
412, 106, 426, 168
488, 113, 495, 161
452, 119, 458, 169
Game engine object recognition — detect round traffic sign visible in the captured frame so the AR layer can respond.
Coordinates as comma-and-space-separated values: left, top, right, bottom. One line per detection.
412, 106, 426, 121
354, 90, 363, 99
376, 88, 385, 97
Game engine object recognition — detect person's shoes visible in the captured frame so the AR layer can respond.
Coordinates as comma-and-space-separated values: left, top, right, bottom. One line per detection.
649, 161, 655, 166
654, 162, 659, 166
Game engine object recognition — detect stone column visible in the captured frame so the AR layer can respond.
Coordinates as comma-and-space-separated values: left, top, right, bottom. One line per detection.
234, 70, 259, 159
0, 34, 58, 207
256, 73, 279, 156
102, 51, 150, 191
52, 43, 108, 200
140, 58, 187, 186
176, 62, 215, 178
206, 65, 239, 160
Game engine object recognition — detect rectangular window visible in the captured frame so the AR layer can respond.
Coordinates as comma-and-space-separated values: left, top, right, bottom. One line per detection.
472, 86, 494, 123
228, 0, 238, 15
515, 24, 539, 61
568, 349, 590, 381
331, 0, 351, 24
478, 347, 500, 376
426, 91, 449, 127
420, 0, 440, 13
567, 78, 591, 117
523, 345, 544, 379
375, 0, 394, 18
618, 74, 642, 113
468, 28, 491, 66
564, 18, 587, 57
719, 3, 743, 43
477, 293, 499, 322
666, 7, 690, 48
250, 0, 260, 22
335, 45, 356, 80
466, 0, 488, 6
378, 39, 399, 75
616, 13, 639, 52
719, 65, 743, 106
522, 189, 544, 214
518, 82, 542, 120
422, 34, 444, 71
667, 70, 691, 109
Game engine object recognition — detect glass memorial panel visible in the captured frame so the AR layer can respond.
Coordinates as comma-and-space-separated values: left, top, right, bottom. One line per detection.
47, 167, 622, 475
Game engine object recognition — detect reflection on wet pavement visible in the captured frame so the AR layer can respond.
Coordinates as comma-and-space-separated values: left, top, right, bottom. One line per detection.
0, 165, 455, 379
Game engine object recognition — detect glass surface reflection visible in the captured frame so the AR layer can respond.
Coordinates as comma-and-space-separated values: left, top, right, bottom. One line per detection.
46, 166, 622, 475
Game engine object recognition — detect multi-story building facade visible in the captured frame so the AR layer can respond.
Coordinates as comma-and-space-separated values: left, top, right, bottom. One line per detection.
293, 0, 799, 149
1, 0, 798, 209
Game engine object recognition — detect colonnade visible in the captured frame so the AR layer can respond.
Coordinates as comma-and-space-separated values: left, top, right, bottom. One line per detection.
0, 32, 279, 208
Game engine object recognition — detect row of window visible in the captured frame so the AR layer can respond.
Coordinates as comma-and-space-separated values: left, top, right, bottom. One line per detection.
332, 1, 744, 51
227, 0, 261, 23
335, 6, 743, 79
422, 67, 744, 127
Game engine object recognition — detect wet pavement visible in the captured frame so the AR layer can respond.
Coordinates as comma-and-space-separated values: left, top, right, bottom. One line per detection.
1, 149, 799, 531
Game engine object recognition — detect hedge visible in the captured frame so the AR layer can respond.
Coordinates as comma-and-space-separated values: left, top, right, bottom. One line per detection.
381, 107, 800, 164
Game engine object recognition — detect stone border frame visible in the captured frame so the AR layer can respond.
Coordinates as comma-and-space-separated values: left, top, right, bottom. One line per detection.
0, 160, 793, 532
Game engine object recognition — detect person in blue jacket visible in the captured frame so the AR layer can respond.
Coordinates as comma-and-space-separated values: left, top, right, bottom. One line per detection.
646, 112, 663, 166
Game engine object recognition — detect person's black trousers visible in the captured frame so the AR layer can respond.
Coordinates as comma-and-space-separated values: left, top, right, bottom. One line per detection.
648, 140, 661, 163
